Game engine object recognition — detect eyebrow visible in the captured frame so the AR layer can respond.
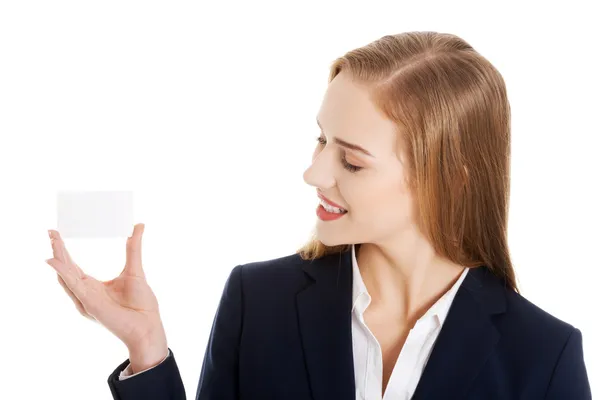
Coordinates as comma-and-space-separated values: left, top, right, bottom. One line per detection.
316, 117, 374, 157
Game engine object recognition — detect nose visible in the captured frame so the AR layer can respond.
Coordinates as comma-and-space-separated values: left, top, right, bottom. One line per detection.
303, 147, 336, 190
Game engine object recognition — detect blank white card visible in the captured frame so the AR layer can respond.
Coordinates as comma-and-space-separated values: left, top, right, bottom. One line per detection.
56, 191, 134, 238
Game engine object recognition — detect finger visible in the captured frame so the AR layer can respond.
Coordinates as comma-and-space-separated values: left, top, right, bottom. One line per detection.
46, 257, 88, 301
124, 223, 145, 277
48, 230, 84, 279
57, 274, 94, 321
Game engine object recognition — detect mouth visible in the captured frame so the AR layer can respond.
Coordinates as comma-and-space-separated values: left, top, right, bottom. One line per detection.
317, 193, 348, 213
316, 201, 347, 221
318, 198, 348, 214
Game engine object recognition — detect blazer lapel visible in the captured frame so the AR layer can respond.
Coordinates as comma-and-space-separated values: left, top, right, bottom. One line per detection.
296, 248, 355, 400
411, 265, 508, 399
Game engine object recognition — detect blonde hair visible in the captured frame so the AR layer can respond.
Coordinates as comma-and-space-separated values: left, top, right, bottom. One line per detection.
296, 31, 517, 291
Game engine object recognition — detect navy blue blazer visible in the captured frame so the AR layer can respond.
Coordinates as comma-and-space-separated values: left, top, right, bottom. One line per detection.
107, 248, 592, 399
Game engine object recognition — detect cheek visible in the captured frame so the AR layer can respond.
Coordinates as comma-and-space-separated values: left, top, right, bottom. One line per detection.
346, 179, 414, 227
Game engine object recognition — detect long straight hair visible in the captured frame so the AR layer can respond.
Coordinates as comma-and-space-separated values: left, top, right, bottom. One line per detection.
297, 31, 517, 291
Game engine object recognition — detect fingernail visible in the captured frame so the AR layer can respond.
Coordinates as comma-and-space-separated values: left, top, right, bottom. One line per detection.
48, 230, 53, 239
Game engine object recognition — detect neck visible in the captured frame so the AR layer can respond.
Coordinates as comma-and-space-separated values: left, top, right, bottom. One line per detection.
356, 238, 466, 323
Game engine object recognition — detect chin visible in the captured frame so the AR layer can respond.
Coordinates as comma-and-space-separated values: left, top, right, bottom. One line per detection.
315, 227, 347, 247
318, 237, 342, 247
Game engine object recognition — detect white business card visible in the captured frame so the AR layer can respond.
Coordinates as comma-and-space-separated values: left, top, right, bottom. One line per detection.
56, 191, 134, 238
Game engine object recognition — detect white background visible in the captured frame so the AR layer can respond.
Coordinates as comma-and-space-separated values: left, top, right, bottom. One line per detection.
1, 0, 598, 398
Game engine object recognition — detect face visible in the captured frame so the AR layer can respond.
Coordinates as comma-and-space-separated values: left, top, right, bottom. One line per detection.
303, 71, 417, 247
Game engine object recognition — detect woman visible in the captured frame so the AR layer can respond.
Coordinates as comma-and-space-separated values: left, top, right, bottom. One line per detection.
46, 31, 591, 399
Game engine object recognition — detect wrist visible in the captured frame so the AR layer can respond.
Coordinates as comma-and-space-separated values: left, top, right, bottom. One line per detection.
127, 331, 168, 374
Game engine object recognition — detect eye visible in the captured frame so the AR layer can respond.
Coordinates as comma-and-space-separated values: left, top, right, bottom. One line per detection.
342, 157, 362, 173
315, 135, 363, 173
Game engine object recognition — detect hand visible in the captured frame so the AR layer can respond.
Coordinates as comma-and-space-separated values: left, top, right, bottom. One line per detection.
45, 223, 168, 362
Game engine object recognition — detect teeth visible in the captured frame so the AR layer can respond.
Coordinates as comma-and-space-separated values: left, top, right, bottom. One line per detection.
320, 199, 347, 214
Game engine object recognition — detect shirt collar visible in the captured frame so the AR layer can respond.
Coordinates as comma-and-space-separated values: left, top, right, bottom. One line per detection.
350, 243, 470, 324
351, 244, 369, 313
424, 265, 469, 325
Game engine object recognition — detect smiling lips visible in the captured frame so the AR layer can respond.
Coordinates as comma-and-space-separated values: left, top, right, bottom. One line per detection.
317, 193, 346, 209
316, 193, 348, 221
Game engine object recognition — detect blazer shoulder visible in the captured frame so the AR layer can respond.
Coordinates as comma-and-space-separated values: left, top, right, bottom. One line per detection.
240, 251, 306, 275
498, 286, 591, 397
235, 251, 315, 290
502, 287, 577, 343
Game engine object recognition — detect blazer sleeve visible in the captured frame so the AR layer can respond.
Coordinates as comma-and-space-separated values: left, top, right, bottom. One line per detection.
195, 264, 244, 399
544, 327, 592, 400
107, 347, 186, 400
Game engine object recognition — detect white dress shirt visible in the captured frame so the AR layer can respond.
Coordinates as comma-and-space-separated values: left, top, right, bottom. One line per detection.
351, 244, 469, 400
120, 244, 469, 399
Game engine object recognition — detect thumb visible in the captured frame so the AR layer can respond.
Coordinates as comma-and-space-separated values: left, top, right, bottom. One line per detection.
124, 223, 145, 277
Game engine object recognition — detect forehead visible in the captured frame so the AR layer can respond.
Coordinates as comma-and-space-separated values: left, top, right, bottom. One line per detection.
317, 72, 399, 157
